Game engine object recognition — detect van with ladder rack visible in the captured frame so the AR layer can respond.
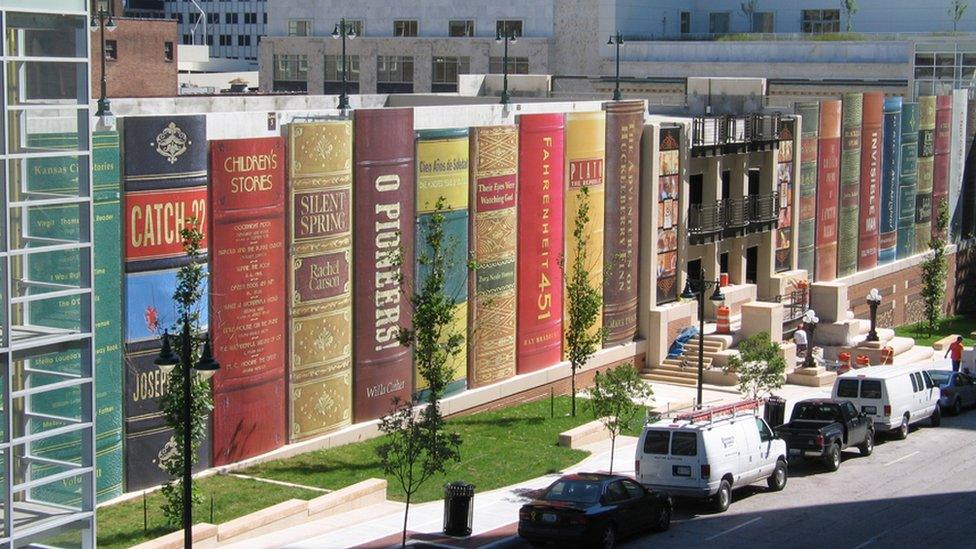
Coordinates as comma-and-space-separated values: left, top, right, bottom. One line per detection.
634, 400, 788, 512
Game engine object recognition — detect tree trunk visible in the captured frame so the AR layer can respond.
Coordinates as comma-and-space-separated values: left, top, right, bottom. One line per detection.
571, 367, 577, 417
609, 435, 616, 474
401, 493, 411, 548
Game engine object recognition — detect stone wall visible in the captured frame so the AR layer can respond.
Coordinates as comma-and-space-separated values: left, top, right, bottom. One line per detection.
93, 18, 179, 99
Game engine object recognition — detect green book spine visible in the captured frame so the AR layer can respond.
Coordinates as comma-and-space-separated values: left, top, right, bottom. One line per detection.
796, 102, 820, 278
916, 96, 936, 254
838, 93, 863, 277
897, 103, 919, 259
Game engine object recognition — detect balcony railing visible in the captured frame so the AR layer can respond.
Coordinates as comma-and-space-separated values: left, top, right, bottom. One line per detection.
688, 201, 725, 235
725, 196, 749, 229
687, 192, 780, 241
749, 192, 779, 224
692, 113, 783, 150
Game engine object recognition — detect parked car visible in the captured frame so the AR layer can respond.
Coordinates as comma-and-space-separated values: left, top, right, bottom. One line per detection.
517, 473, 672, 548
634, 400, 788, 513
774, 399, 874, 471
928, 370, 976, 415
832, 364, 941, 440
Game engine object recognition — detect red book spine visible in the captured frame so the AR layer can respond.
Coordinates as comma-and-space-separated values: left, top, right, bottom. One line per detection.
816, 100, 842, 282
209, 137, 287, 466
858, 93, 884, 271
516, 113, 565, 374
933, 95, 952, 239
352, 108, 415, 422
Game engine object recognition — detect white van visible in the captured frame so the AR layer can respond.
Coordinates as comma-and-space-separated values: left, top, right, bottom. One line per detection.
832, 363, 941, 439
634, 401, 788, 512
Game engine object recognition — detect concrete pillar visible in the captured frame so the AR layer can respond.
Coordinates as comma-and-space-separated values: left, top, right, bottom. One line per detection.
757, 150, 777, 299
638, 123, 659, 340
741, 301, 785, 342
810, 281, 849, 323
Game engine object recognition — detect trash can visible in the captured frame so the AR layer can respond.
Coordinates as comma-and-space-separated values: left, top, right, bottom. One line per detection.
443, 481, 475, 537
764, 396, 787, 428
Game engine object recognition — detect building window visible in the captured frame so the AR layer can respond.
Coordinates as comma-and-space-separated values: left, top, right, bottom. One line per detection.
489, 56, 528, 74
164, 41, 174, 61
288, 19, 311, 36
104, 39, 117, 60
708, 12, 730, 34
182, 33, 192, 44
377, 55, 414, 93
801, 9, 840, 33
206, 35, 213, 46
449, 19, 475, 37
496, 20, 522, 37
324, 54, 360, 93
680, 11, 690, 34
238, 35, 250, 46
752, 12, 774, 33
346, 19, 364, 36
207, 12, 218, 24
274, 53, 309, 91
244, 12, 257, 24
393, 20, 418, 37
264, 13, 268, 24
225, 12, 238, 24
219, 34, 232, 46
432, 56, 469, 91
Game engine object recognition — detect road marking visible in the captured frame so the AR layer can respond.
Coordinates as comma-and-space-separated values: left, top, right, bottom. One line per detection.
853, 533, 883, 548
884, 451, 920, 466
704, 517, 763, 541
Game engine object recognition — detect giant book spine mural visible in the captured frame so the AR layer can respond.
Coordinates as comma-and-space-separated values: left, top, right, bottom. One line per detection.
415, 129, 470, 397
657, 125, 681, 303
963, 99, 976, 239
857, 92, 884, 271
879, 97, 902, 264
897, 103, 919, 259
602, 101, 642, 344
468, 126, 518, 387
352, 108, 415, 421
516, 114, 564, 374
210, 137, 287, 465
916, 96, 936, 253
838, 92, 863, 277
564, 111, 606, 354
948, 91, 969, 240
286, 121, 353, 442
776, 118, 795, 273
932, 95, 952, 240
123, 115, 211, 490
795, 102, 820, 277
815, 100, 842, 281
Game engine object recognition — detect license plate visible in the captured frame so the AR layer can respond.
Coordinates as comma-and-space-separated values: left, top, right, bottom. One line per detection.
672, 465, 691, 477
789, 448, 801, 456
542, 513, 557, 523
863, 406, 877, 415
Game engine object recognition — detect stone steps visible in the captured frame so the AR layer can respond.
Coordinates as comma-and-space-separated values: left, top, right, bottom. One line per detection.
640, 371, 699, 387
892, 345, 935, 365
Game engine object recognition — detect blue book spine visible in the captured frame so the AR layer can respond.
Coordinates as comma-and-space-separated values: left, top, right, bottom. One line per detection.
879, 97, 902, 264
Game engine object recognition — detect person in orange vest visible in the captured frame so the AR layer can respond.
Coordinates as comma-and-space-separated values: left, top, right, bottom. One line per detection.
945, 336, 965, 372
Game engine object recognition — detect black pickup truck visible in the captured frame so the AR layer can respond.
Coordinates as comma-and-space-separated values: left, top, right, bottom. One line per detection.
774, 399, 874, 472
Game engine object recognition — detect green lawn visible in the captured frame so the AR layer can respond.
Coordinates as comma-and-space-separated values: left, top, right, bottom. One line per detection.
894, 315, 976, 347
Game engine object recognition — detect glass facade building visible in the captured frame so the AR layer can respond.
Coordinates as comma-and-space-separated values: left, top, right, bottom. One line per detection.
0, 0, 96, 546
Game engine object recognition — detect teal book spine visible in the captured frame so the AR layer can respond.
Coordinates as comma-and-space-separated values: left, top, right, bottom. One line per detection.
897, 104, 919, 259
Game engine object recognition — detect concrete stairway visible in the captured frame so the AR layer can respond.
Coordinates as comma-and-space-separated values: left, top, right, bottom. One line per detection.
642, 335, 729, 387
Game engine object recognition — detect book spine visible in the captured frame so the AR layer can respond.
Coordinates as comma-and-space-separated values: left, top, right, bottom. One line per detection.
964, 99, 976, 239
209, 137, 287, 465
415, 129, 470, 397
516, 114, 565, 374
857, 93, 884, 271
796, 102, 820, 278
897, 103, 919, 259
948, 91, 968, 241
838, 93, 863, 277
122, 115, 211, 491
775, 118, 796, 273
286, 121, 354, 442
879, 97, 902, 264
916, 96, 936, 254
602, 101, 643, 345
564, 111, 606, 356
816, 100, 842, 281
352, 108, 415, 422
932, 95, 952, 240
657, 126, 681, 302
468, 126, 519, 387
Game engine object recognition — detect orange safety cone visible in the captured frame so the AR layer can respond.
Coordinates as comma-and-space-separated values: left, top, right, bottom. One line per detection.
838, 351, 852, 370
880, 346, 894, 365
717, 305, 731, 334
855, 354, 871, 368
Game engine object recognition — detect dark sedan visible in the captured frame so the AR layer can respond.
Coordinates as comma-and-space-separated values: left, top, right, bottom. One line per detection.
517, 473, 671, 548
929, 370, 976, 415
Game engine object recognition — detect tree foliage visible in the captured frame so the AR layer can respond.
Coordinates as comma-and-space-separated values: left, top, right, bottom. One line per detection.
562, 186, 606, 417
725, 332, 786, 400
586, 364, 653, 473
950, 0, 969, 31
920, 199, 950, 337
842, 0, 859, 32
159, 219, 213, 527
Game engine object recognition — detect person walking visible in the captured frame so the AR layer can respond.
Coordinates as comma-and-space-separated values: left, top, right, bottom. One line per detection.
794, 326, 808, 360
944, 336, 965, 372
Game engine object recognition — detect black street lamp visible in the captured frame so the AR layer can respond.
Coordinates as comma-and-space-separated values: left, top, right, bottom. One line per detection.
607, 31, 624, 101
801, 309, 820, 368
865, 288, 882, 342
681, 274, 726, 408
155, 326, 219, 549
90, 0, 117, 117
495, 28, 517, 104
331, 18, 357, 110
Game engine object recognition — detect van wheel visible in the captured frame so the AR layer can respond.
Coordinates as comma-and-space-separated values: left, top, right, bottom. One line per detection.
858, 430, 874, 456
767, 460, 787, 492
651, 502, 671, 532
713, 479, 732, 512
931, 406, 942, 427
824, 443, 841, 472
894, 414, 910, 440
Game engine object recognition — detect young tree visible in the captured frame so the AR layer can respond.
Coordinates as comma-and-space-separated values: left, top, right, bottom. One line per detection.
950, 0, 969, 31
562, 186, 606, 417
842, 0, 859, 32
920, 199, 950, 337
586, 364, 653, 473
377, 197, 464, 548
724, 332, 787, 401
158, 219, 213, 526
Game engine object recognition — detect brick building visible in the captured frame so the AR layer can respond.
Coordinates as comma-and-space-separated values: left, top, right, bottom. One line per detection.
91, 16, 179, 98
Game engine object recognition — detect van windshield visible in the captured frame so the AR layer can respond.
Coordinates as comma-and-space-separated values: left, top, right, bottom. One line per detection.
643, 430, 669, 455
671, 432, 698, 456
860, 380, 882, 399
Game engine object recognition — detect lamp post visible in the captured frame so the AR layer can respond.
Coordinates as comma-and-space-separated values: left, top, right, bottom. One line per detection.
866, 288, 882, 342
155, 326, 219, 549
681, 274, 726, 408
607, 31, 624, 101
331, 18, 357, 110
90, 0, 117, 117
495, 28, 517, 104
802, 309, 820, 368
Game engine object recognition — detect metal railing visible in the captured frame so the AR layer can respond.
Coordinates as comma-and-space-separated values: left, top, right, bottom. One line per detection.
688, 191, 780, 237
692, 113, 783, 148
688, 201, 725, 235
749, 192, 779, 224
725, 196, 749, 229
